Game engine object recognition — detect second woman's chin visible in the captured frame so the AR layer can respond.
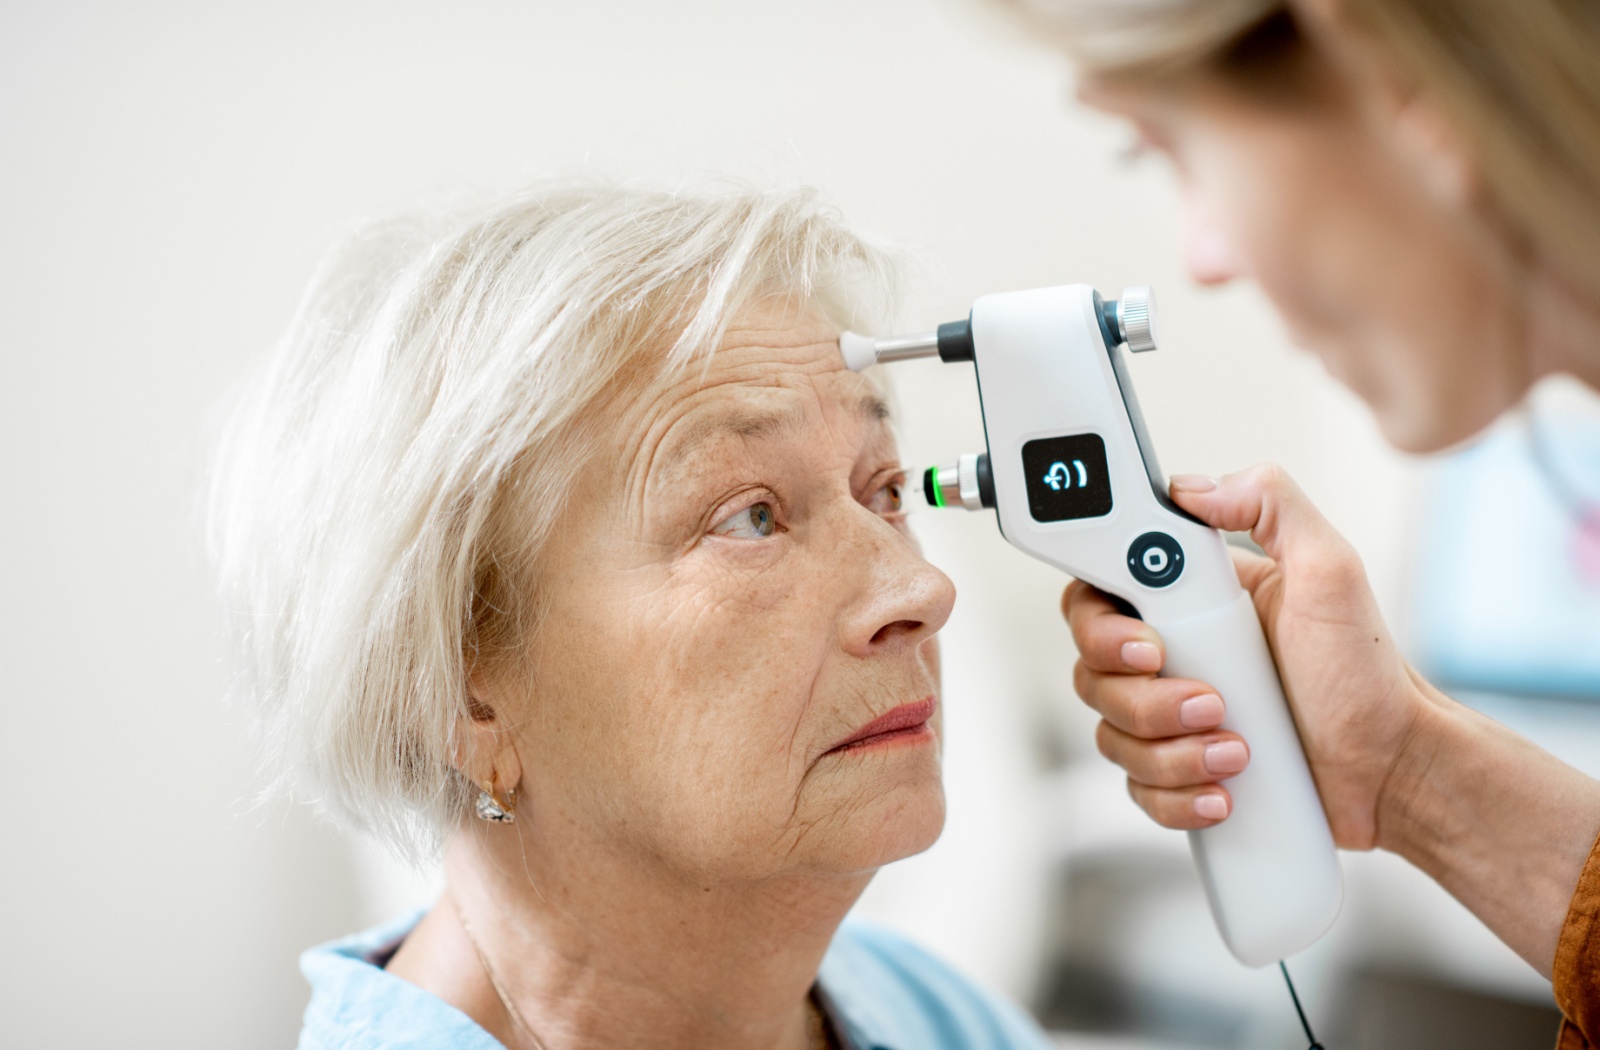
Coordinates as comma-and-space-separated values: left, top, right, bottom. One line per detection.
1372, 380, 1515, 454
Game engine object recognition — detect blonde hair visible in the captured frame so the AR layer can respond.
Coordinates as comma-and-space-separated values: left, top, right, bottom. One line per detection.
1000, 0, 1278, 82
207, 183, 898, 860
1003, 0, 1600, 297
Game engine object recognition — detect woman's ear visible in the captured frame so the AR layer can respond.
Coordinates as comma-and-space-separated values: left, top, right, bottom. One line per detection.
454, 670, 525, 802
1290, 0, 1476, 209
1388, 92, 1475, 209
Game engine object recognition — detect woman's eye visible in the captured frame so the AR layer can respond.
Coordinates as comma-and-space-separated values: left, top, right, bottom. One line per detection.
711, 501, 778, 539
1118, 136, 1153, 167
866, 478, 905, 516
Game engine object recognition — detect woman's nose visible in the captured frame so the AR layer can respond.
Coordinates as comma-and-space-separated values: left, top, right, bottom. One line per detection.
838, 516, 957, 658
1182, 198, 1245, 287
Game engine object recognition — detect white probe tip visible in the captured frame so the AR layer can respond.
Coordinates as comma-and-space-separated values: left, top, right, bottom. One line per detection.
838, 331, 878, 373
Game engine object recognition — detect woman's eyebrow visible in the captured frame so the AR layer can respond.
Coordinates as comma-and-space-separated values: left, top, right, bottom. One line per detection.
659, 406, 808, 471
660, 394, 888, 470
726, 405, 810, 441
858, 393, 890, 423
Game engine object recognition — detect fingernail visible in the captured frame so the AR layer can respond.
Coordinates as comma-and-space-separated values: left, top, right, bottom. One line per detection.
1179, 694, 1224, 729
1194, 794, 1229, 821
1120, 641, 1162, 673
1204, 740, 1249, 775
1170, 474, 1218, 493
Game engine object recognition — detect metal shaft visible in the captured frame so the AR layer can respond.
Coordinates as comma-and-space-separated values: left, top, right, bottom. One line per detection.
871, 332, 940, 364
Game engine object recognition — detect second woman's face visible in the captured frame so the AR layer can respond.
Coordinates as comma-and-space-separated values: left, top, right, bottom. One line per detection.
504, 301, 955, 886
1087, 61, 1529, 452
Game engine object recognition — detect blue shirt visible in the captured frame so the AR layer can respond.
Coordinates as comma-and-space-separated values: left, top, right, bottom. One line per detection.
298, 910, 1055, 1050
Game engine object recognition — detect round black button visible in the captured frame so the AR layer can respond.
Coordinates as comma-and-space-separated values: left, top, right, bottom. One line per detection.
1128, 532, 1184, 588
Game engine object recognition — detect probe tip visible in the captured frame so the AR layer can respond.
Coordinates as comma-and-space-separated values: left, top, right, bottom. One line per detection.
838, 331, 878, 372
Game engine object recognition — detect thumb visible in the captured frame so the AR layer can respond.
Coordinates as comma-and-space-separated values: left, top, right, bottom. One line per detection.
1168, 464, 1354, 570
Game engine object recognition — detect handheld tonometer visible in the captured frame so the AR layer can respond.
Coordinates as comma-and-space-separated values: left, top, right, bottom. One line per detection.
841, 284, 1342, 968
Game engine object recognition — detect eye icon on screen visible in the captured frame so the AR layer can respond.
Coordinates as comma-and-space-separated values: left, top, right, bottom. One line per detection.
1022, 434, 1112, 522
1043, 460, 1089, 491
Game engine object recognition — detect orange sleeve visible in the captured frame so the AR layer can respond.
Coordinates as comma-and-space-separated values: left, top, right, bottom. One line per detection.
1555, 830, 1600, 1048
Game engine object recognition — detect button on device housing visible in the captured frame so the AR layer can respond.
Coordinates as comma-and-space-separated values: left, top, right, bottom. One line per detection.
1128, 531, 1185, 588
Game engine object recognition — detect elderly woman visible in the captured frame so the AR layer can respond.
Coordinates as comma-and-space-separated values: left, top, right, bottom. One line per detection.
209, 186, 1056, 1050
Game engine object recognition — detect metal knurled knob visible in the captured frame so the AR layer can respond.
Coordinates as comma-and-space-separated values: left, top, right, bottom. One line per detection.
1119, 285, 1159, 353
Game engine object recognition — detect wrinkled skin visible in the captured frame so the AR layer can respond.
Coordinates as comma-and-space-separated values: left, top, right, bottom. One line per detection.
514, 303, 952, 882
388, 299, 957, 1050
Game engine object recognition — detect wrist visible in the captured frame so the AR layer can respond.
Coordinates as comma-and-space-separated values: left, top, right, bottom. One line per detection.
1371, 674, 1466, 863
1370, 673, 1600, 974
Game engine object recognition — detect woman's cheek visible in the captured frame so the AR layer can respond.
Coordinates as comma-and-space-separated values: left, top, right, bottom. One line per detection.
686, 539, 794, 605
920, 636, 943, 691
654, 560, 820, 724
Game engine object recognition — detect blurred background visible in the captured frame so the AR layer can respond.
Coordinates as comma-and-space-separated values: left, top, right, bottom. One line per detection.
4, 1, 1598, 1047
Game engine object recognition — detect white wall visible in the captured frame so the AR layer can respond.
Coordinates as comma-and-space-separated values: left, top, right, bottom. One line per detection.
0, 2, 1414, 1046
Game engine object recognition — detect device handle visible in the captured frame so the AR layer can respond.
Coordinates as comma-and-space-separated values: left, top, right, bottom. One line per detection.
1152, 591, 1343, 967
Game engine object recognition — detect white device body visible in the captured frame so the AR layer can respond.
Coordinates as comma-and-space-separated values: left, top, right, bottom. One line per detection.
969, 284, 1342, 967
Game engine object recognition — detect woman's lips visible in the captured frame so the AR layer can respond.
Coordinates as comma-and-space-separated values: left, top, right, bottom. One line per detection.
826, 696, 938, 755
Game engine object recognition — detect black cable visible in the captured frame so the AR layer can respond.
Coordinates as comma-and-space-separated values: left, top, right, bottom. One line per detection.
1280, 960, 1325, 1050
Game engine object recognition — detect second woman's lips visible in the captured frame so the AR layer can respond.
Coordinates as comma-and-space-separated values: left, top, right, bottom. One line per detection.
827, 696, 938, 754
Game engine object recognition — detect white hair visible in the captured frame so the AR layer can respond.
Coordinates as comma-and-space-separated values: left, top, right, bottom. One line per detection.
207, 183, 901, 861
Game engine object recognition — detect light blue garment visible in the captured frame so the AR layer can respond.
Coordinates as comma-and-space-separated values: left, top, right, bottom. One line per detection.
298, 909, 1056, 1050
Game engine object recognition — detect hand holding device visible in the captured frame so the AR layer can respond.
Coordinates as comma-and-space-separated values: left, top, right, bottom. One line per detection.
841, 284, 1346, 967
1066, 463, 1434, 857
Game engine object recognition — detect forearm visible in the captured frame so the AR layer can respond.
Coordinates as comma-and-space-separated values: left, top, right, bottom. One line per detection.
1377, 675, 1600, 977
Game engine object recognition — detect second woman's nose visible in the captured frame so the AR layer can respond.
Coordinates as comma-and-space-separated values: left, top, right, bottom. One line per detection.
1182, 194, 1246, 287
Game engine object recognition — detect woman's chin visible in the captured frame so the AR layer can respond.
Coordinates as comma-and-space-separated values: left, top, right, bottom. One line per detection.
873, 786, 947, 866
1375, 393, 1504, 454
799, 772, 948, 875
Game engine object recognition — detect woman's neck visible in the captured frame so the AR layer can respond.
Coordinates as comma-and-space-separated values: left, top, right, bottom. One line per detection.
388, 827, 869, 1050
1524, 257, 1600, 392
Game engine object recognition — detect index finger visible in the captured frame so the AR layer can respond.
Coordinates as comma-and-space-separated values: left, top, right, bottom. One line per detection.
1062, 579, 1164, 674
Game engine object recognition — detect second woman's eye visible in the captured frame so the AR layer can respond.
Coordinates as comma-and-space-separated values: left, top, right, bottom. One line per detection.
711, 501, 778, 540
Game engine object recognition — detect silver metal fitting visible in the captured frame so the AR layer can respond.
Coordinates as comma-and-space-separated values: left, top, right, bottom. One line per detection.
839, 330, 940, 372
924, 452, 991, 512
955, 452, 985, 510
872, 332, 941, 364
1118, 285, 1159, 353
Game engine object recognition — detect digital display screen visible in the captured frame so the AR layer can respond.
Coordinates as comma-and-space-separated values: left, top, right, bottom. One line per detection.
1021, 433, 1113, 522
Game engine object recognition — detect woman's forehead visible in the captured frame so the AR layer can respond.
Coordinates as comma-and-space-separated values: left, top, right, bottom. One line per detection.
588, 318, 891, 501
718, 298, 840, 354
620, 295, 864, 413
645, 340, 889, 472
